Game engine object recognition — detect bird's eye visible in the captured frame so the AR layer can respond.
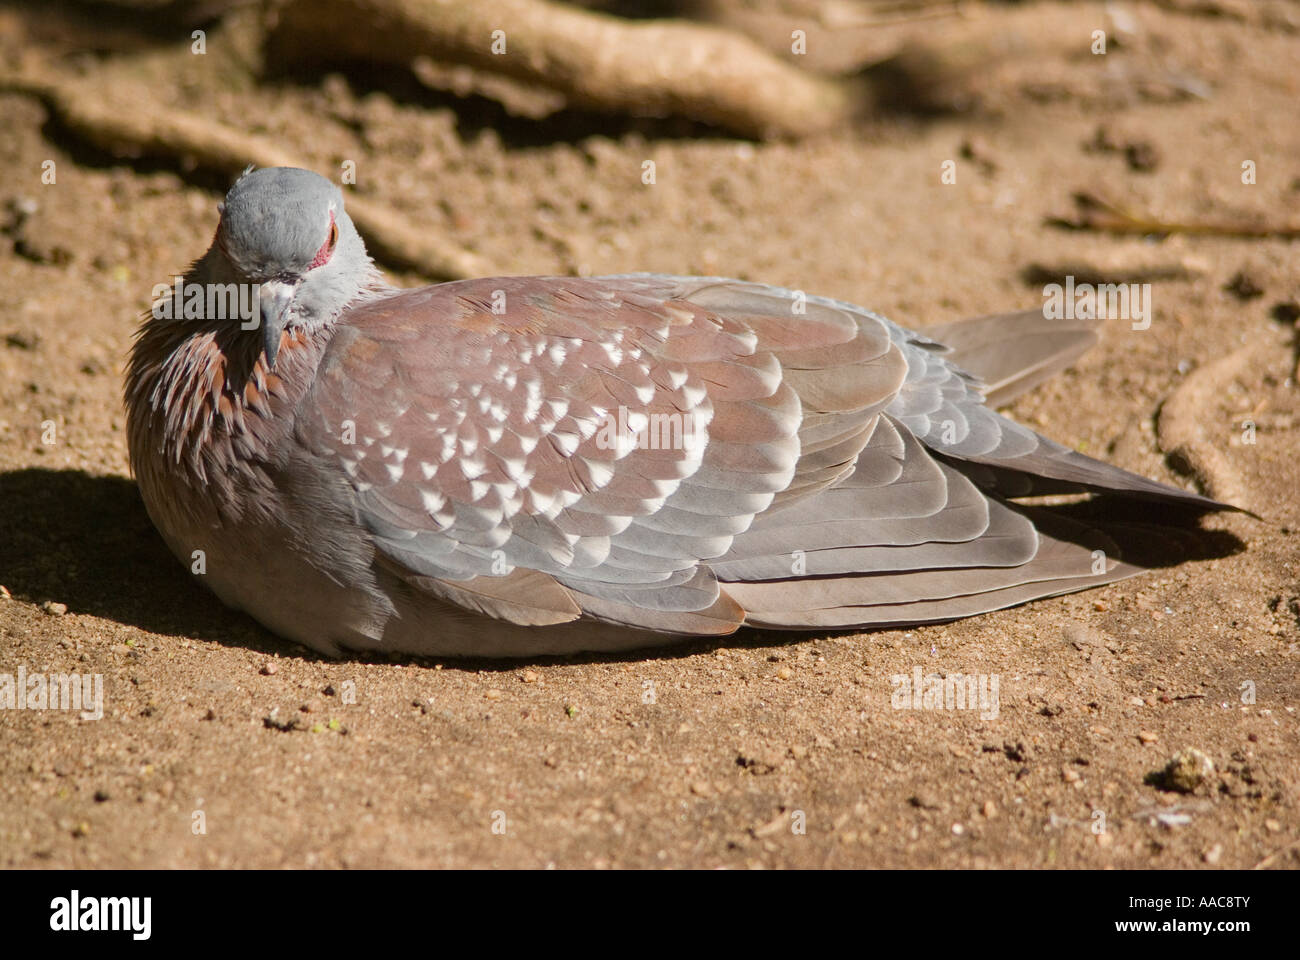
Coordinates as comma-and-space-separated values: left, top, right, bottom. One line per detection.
309, 213, 338, 269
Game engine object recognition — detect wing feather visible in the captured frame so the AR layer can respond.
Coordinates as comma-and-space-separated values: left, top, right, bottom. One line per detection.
296, 272, 1231, 642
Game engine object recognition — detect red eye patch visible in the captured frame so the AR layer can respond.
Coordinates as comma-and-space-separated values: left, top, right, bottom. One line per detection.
309, 211, 338, 269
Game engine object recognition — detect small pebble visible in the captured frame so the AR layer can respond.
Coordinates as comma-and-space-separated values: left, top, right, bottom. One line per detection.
1160, 748, 1214, 793
521, 670, 540, 683
1063, 624, 1105, 648
260, 662, 278, 676
1138, 730, 1159, 744
42, 601, 67, 616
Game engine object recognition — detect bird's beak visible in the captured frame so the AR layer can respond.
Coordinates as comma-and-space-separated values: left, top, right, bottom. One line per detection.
258, 279, 298, 370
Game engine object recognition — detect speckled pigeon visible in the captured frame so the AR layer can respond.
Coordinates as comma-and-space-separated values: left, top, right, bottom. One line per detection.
126, 167, 1229, 657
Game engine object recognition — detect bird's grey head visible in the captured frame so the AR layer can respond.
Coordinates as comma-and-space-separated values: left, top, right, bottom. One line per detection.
205, 166, 376, 368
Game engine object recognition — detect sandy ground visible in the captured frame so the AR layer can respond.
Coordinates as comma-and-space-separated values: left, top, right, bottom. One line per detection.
0, 0, 1297, 869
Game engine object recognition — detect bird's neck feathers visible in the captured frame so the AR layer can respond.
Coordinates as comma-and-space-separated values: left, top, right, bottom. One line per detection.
124, 249, 382, 495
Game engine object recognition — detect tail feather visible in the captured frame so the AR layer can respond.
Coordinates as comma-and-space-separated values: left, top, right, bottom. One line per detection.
940, 444, 1239, 513
922, 309, 1101, 408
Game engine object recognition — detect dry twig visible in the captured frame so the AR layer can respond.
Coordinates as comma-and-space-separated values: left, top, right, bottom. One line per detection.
1050, 192, 1300, 240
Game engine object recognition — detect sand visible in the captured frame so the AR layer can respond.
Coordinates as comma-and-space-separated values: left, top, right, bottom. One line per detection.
0, 0, 1296, 868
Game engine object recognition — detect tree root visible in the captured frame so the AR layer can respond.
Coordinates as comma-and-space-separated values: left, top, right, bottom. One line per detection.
265, 0, 866, 140
0, 70, 490, 280
1156, 343, 1258, 509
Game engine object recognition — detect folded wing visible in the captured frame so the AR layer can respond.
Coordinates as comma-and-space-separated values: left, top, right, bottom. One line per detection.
296, 274, 1229, 640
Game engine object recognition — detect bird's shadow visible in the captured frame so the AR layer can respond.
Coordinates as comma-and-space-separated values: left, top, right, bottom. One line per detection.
0, 467, 729, 668
0, 467, 287, 657
0, 468, 1250, 671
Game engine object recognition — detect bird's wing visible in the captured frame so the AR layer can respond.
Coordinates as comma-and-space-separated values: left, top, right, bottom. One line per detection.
297, 275, 902, 631
298, 274, 1226, 636
631, 276, 1226, 508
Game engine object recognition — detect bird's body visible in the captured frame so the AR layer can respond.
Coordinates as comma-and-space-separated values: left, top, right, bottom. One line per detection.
126, 167, 1229, 658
